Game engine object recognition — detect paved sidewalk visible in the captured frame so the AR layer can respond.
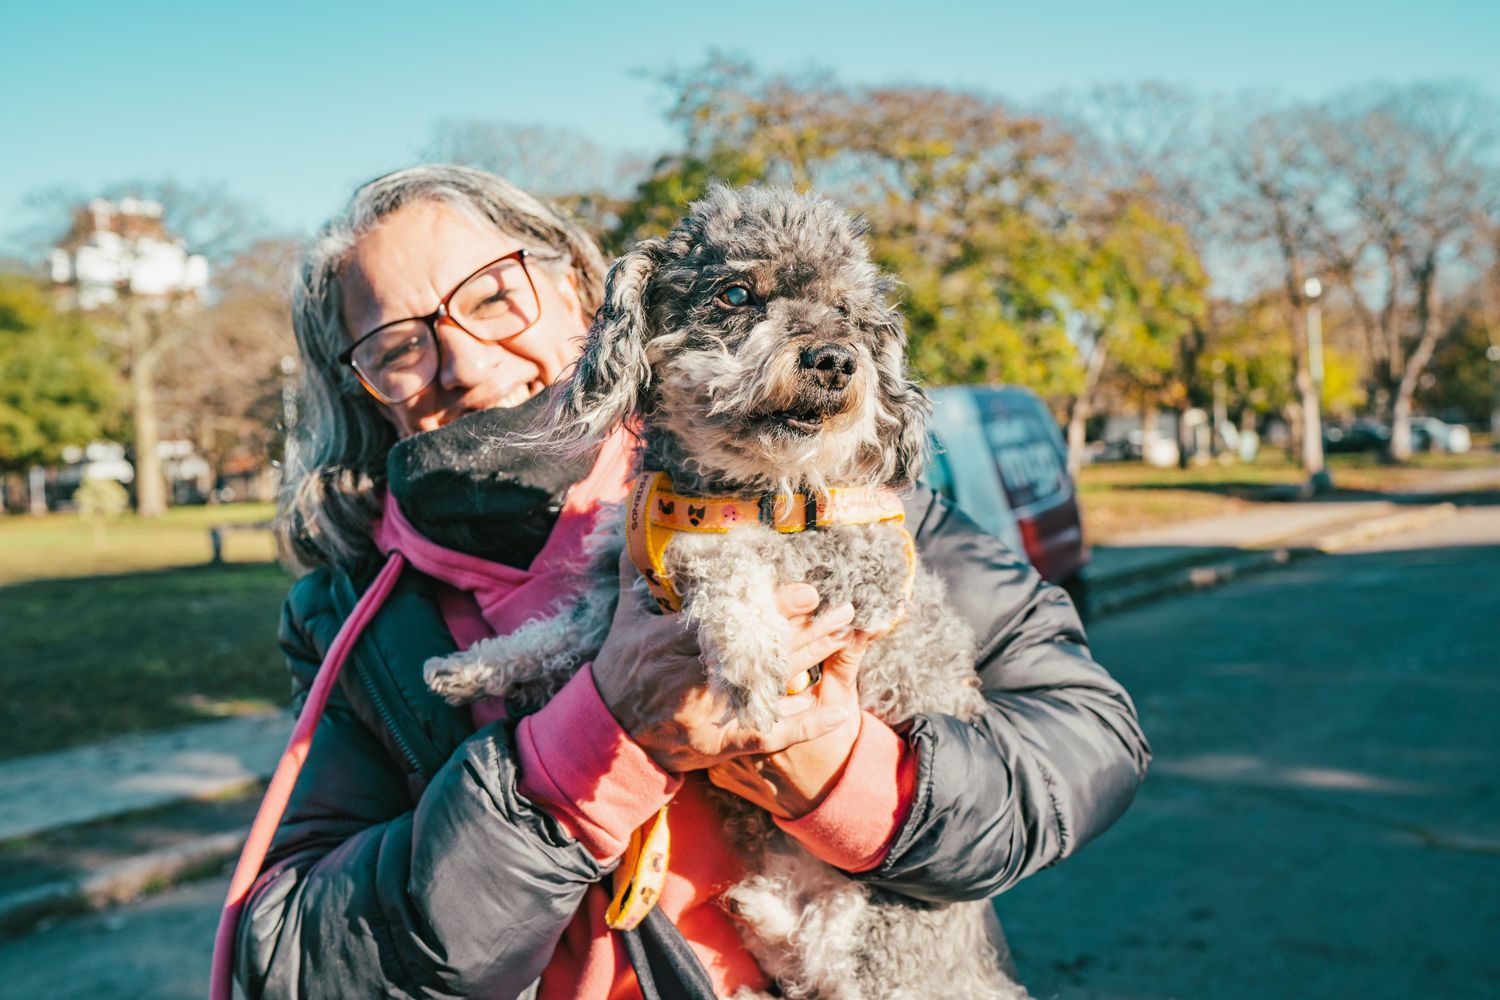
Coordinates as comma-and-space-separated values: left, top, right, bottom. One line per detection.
1090, 500, 1396, 583
0, 711, 290, 842
1086, 462, 1500, 608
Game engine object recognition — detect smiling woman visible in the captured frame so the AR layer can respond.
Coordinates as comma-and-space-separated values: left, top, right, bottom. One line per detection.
275, 165, 608, 574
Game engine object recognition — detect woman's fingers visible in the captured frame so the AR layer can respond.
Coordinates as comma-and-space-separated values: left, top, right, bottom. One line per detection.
787, 624, 853, 676
818, 626, 880, 686
774, 583, 821, 619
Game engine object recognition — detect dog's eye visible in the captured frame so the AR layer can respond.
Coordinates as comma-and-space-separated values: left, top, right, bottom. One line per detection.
716, 285, 754, 308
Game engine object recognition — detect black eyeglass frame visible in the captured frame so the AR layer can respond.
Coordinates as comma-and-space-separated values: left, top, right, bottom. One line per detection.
337, 248, 541, 404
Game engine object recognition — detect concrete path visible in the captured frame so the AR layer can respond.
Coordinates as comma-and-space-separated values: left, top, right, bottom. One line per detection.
1090, 500, 1395, 583
0, 711, 290, 842
1090, 462, 1500, 586
0, 876, 222, 999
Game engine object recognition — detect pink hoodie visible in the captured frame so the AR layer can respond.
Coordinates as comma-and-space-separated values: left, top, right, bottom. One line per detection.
376, 431, 918, 999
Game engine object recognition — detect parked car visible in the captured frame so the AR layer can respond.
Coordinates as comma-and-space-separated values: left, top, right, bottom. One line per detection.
1409, 417, 1471, 454
925, 385, 1090, 613
1323, 419, 1391, 454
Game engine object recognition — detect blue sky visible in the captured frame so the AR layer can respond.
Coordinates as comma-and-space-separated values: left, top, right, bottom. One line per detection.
2, 0, 1496, 248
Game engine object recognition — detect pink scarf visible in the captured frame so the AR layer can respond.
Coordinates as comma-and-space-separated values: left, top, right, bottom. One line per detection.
373, 429, 636, 725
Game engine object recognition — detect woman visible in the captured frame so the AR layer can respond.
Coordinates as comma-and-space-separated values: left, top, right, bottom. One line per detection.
234, 163, 1149, 999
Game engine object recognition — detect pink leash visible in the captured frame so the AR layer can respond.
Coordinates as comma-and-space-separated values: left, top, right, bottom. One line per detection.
209, 551, 407, 1000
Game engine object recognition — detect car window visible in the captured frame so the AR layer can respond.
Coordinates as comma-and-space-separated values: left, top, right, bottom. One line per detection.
973, 389, 1071, 518
925, 389, 1026, 557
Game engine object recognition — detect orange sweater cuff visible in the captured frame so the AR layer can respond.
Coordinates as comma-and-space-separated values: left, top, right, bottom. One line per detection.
515, 665, 681, 862
775, 711, 918, 872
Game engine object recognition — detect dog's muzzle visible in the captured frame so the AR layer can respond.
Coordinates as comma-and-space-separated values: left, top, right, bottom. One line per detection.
799, 344, 856, 392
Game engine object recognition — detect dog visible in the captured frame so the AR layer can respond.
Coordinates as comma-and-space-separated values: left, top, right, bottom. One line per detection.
425, 185, 1027, 999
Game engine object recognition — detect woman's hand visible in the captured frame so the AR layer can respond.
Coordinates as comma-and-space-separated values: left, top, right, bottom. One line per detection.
592, 557, 862, 774
706, 602, 890, 820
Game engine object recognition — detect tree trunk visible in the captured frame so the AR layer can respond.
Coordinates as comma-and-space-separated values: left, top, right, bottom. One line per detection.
1065, 397, 1090, 479
1289, 300, 1330, 491
28, 466, 49, 515
1295, 359, 1327, 484
131, 354, 167, 518
1283, 400, 1303, 464
1390, 391, 1414, 462
1389, 263, 1446, 463
1066, 334, 1110, 477
1481, 272, 1500, 446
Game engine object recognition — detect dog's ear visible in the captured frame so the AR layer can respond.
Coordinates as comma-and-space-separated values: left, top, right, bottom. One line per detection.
553, 237, 667, 444
887, 379, 932, 489
873, 310, 932, 489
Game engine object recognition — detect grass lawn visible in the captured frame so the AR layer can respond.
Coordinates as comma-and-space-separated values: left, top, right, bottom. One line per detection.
0, 562, 293, 759
0, 503, 292, 759
1078, 449, 1500, 543
0, 502, 276, 586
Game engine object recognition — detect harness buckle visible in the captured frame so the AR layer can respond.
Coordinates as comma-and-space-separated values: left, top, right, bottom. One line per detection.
758, 493, 777, 527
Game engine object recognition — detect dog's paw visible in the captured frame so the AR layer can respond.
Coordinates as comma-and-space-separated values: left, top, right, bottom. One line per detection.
698, 632, 792, 732
422, 648, 499, 705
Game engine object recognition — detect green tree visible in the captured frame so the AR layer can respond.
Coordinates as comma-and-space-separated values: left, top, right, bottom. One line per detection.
612, 61, 1094, 393
1059, 194, 1208, 474
0, 275, 122, 473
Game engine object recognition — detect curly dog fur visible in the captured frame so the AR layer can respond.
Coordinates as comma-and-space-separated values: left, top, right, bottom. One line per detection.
425, 185, 1027, 999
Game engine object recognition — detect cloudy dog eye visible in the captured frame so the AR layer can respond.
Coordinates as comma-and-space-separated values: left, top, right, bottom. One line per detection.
716, 285, 754, 308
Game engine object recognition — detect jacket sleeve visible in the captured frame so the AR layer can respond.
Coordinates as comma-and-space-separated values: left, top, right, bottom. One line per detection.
234, 570, 605, 1000
855, 488, 1150, 902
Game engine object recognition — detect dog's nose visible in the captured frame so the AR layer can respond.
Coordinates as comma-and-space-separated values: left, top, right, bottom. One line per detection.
799, 344, 856, 391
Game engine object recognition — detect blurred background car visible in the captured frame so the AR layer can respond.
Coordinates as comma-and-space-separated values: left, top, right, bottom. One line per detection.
925, 385, 1090, 613
1323, 419, 1393, 454
1408, 416, 1472, 454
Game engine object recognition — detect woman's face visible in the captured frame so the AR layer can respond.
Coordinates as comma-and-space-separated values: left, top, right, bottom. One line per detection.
338, 200, 590, 438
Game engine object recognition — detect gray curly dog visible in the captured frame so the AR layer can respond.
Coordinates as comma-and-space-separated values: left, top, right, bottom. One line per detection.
425, 185, 1028, 999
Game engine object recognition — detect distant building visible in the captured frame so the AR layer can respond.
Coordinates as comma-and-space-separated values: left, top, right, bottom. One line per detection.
48, 197, 208, 310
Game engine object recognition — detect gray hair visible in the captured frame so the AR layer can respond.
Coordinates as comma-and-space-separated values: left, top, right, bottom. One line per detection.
276, 163, 608, 575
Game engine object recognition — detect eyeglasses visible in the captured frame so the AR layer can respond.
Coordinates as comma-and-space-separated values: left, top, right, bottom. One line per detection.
339, 249, 542, 404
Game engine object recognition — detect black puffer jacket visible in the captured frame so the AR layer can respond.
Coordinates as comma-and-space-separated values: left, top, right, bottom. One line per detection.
235, 486, 1149, 998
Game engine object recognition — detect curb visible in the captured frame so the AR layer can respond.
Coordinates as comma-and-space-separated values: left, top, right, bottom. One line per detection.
1090, 546, 1301, 618
1088, 502, 1457, 618
0, 831, 241, 937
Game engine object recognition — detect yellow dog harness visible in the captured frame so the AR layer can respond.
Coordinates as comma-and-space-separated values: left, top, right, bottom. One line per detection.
605, 471, 917, 931
626, 471, 914, 613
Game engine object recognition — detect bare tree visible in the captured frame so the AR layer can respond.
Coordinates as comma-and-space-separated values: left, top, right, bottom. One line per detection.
1315, 84, 1499, 459
422, 120, 646, 198
159, 237, 298, 497
1216, 105, 1336, 487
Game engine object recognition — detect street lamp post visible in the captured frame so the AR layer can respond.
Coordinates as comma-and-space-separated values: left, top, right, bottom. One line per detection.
1303, 277, 1332, 493
1487, 343, 1500, 451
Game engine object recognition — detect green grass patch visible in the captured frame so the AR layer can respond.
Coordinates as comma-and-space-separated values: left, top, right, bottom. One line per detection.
0, 503, 276, 586
1081, 490, 1252, 544
0, 563, 292, 759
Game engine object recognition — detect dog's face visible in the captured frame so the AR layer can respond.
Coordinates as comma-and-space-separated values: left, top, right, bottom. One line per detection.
555, 185, 929, 492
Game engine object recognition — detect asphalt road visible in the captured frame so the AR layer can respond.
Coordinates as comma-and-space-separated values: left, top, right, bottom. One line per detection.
1000, 505, 1500, 999
2, 507, 1496, 999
